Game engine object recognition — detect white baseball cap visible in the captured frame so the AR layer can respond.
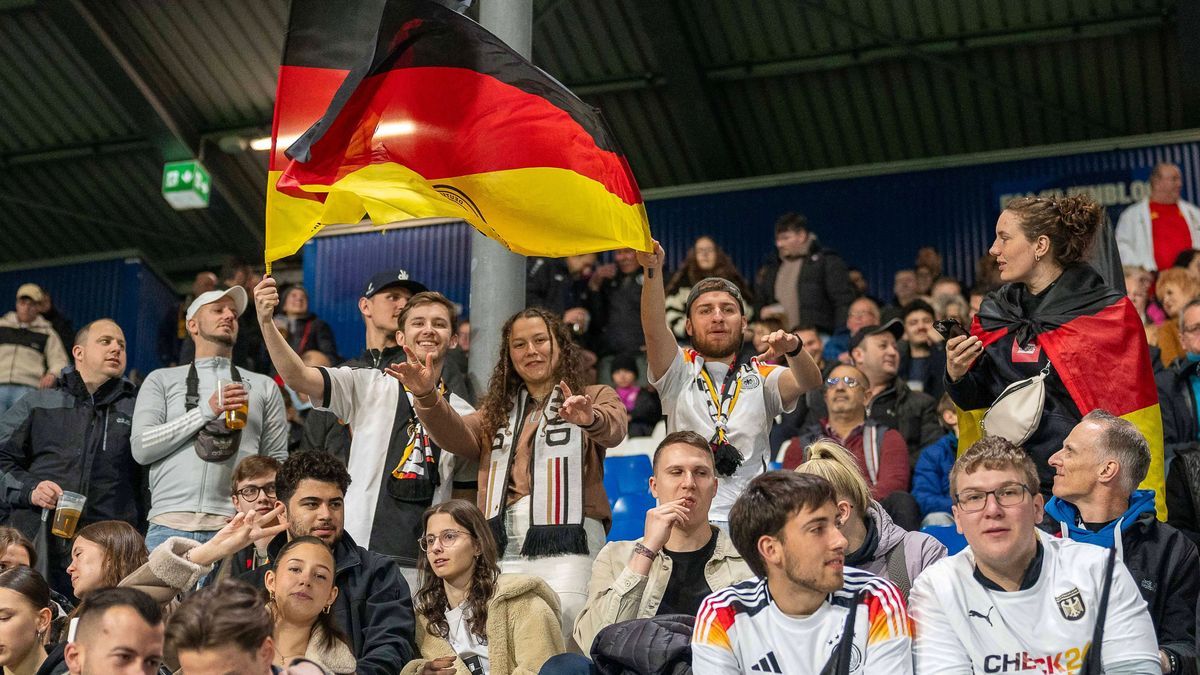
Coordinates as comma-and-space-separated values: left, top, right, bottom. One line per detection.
186, 286, 248, 321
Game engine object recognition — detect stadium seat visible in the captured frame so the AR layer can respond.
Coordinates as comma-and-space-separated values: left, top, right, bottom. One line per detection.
921, 524, 968, 555
609, 492, 656, 541
604, 454, 652, 498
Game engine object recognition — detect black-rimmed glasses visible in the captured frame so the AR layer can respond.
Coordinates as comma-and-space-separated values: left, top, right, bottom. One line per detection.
234, 484, 276, 501
954, 483, 1030, 513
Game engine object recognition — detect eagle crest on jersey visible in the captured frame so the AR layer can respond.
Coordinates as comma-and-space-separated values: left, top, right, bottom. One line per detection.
1055, 588, 1086, 621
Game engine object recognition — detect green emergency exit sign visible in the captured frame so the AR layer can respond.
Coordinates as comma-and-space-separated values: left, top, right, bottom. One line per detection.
162, 160, 211, 210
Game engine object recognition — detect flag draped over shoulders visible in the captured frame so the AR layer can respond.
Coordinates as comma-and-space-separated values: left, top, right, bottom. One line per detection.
956, 264, 1166, 517
265, 0, 652, 263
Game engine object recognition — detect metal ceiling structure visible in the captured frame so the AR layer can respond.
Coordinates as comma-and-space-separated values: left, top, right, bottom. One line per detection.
0, 0, 1191, 278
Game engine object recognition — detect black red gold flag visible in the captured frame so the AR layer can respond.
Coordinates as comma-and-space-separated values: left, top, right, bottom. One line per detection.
265, 0, 652, 263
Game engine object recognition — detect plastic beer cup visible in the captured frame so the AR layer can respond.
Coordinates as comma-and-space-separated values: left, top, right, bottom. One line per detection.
51, 491, 86, 539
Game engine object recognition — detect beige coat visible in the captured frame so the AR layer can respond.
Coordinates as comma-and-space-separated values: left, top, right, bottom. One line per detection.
120, 537, 356, 675
572, 526, 753, 651
401, 574, 563, 675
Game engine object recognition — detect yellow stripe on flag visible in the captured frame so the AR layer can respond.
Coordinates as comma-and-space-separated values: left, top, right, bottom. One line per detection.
956, 403, 1167, 519
265, 163, 652, 263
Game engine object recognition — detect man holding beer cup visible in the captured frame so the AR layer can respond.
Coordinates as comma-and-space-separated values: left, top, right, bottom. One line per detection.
132, 286, 288, 554
0, 318, 143, 597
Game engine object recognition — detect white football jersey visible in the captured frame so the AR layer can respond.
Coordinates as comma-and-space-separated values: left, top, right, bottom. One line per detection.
909, 529, 1159, 674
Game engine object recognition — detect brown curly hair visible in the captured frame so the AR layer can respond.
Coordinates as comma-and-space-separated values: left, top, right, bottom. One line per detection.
414, 500, 500, 643
665, 236, 754, 302
1003, 194, 1103, 266
477, 308, 585, 442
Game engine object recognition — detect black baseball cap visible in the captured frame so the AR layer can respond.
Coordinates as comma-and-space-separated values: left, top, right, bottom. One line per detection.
362, 270, 428, 299
849, 318, 904, 352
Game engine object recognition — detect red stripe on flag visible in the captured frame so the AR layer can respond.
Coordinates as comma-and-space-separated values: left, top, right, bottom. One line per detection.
276, 65, 641, 206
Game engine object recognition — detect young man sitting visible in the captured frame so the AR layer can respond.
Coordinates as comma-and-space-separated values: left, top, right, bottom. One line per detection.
909, 435, 1161, 674
692, 471, 913, 673
573, 431, 752, 652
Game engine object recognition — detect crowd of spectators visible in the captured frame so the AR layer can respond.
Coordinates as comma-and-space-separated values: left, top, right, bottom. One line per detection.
0, 161, 1198, 672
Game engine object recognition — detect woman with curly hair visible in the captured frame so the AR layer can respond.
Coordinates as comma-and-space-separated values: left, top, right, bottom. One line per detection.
402, 500, 561, 675
664, 236, 754, 341
946, 194, 1164, 508
392, 307, 626, 648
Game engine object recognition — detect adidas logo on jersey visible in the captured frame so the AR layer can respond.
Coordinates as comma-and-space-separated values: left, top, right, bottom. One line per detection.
750, 651, 782, 673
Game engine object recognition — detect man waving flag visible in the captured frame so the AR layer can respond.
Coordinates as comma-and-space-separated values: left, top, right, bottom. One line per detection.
265, 0, 652, 264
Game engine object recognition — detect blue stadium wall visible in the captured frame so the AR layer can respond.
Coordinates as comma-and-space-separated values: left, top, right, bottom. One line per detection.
307, 139, 1200, 357
0, 256, 177, 380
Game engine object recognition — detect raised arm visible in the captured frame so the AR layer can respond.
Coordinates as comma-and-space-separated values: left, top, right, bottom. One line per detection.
758, 330, 822, 409
390, 353, 486, 461
253, 277, 324, 401
638, 240, 679, 380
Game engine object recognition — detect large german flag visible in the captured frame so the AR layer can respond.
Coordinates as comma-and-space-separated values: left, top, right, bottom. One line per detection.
957, 264, 1166, 518
265, 0, 651, 263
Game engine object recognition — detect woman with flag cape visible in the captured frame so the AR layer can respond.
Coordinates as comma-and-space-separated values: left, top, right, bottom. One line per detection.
946, 194, 1166, 516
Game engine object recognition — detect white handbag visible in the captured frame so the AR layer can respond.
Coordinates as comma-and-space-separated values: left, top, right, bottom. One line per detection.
981, 361, 1051, 446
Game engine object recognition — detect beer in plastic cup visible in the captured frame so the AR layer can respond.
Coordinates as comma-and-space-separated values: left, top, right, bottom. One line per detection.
217, 379, 250, 430
51, 491, 86, 539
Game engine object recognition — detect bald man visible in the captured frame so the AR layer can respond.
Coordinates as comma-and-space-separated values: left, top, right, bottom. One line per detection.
1117, 162, 1200, 271
0, 318, 145, 597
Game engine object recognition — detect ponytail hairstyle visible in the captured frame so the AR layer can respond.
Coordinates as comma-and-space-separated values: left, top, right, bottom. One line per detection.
1003, 194, 1103, 266
794, 440, 871, 515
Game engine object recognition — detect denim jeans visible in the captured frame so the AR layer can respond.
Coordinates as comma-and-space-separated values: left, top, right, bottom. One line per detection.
0, 384, 33, 417
145, 523, 218, 553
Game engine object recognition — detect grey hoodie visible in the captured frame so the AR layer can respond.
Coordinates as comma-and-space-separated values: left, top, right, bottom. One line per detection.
131, 357, 288, 520
858, 500, 947, 590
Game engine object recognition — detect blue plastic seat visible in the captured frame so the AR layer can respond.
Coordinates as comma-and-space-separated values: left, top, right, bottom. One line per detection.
603, 455, 652, 497
609, 492, 656, 541
920, 524, 968, 555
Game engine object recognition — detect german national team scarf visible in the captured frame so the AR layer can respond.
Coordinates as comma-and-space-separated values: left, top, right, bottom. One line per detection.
484, 385, 587, 557
957, 263, 1165, 517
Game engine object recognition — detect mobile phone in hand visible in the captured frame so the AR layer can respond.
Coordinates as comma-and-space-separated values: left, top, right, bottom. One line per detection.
934, 318, 969, 341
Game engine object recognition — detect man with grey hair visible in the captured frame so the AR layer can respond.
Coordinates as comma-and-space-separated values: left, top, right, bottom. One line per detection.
1044, 410, 1198, 675
1116, 161, 1200, 272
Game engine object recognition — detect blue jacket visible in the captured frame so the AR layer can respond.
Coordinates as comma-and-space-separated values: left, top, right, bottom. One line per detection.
1044, 490, 1199, 673
912, 432, 956, 516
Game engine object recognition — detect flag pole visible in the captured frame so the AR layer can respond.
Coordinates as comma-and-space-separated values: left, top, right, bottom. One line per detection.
468, 0, 531, 396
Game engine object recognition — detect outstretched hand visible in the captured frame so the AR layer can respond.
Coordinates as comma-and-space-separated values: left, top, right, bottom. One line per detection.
190, 504, 288, 567
557, 380, 595, 427
757, 329, 800, 361
384, 347, 438, 397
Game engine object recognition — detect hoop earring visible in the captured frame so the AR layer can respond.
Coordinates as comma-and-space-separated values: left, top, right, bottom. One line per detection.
323, 604, 332, 614
1035, 253, 1042, 263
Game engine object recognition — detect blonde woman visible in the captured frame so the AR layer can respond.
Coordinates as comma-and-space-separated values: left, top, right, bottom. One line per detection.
795, 440, 945, 597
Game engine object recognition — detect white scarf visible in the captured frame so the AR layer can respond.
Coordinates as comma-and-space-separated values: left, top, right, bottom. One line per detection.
484, 385, 588, 556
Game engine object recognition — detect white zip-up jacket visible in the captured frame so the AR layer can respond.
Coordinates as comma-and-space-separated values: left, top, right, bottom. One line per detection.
1115, 198, 1200, 271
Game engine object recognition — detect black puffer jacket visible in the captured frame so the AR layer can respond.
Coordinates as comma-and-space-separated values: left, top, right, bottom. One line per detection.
754, 241, 856, 335
591, 614, 694, 675
1157, 357, 1197, 453
866, 379, 942, 466
0, 369, 145, 531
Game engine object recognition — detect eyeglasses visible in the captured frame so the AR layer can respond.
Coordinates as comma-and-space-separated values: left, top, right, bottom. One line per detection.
418, 529, 472, 552
234, 484, 276, 501
954, 483, 1030, 513
825, 376, 861, 388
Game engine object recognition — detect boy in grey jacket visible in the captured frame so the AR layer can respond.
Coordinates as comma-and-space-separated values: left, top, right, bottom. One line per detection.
132, 286, 287, 551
